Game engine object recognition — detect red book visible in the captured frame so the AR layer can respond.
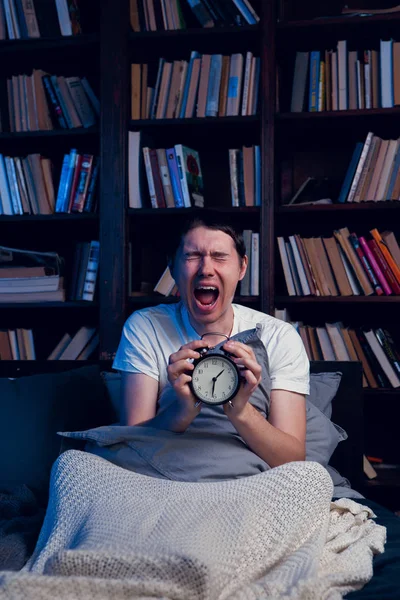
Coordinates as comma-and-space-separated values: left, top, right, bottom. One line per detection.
367, 239, 400, 294
359, 236, 392, 295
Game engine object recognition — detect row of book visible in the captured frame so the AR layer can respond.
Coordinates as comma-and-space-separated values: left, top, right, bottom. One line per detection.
291, 40, 399, 113
291, 319, 400, 390
55, 150, 98, 214
131, 51, 259, 120
0, 150, 98, 216
277, 227, 400, 297
0, 0, 82, 40
0, 326, 99, 361
128, 132, 202, 209
339, 132, 400, 203
153, 228, 259, 297
130, 0, 259, 32
5, 70, 99, 133
229, 145, 261, 207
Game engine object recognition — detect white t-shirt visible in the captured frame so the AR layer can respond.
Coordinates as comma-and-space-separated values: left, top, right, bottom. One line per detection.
113, 302, 310, 397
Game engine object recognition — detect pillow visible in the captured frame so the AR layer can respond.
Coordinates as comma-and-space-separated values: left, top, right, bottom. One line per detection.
305, 399, 347, 467
307, 372, 342, 419
0, 365, 116, 506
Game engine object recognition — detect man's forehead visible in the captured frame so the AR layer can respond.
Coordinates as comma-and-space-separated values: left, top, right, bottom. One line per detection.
182, 229, 235, 252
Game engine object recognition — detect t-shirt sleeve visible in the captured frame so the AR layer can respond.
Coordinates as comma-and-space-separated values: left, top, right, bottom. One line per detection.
112, 312, 159, 381
267, 324, 310, 395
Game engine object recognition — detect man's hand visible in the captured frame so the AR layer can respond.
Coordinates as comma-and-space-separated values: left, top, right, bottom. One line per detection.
221, 340, 262, 418
167, 339, 210, 418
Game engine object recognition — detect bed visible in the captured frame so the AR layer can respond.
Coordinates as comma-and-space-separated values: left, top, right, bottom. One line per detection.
0, 359, 399, 598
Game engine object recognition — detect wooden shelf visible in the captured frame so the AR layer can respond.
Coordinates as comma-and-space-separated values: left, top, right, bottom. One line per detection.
0, 33, 99, 53
0, 213, 98, 223
0, 301, 98, 309
129, 24, 259, 41
0, 126, 99, 140
128, 206, 259, 216
278, 13, 400, 31
129, 115, 260, 129
277, 107, 400, 121
277, 202, 400, 214
275, 295, 400, 304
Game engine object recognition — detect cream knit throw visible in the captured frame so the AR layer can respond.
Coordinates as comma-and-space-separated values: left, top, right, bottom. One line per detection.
0, 450, 386, 599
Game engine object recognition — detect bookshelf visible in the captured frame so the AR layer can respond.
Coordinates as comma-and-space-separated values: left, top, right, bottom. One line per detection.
273, 0, 400, 509
1, 0, 399, 507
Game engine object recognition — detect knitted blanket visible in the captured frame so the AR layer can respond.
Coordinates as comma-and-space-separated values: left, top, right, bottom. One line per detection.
0, 450, 386, 599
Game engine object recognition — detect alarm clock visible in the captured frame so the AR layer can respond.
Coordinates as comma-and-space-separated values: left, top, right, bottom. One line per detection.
189, 345, 241, 406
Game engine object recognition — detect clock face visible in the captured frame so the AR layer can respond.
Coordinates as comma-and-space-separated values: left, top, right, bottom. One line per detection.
191, 354, 240, 405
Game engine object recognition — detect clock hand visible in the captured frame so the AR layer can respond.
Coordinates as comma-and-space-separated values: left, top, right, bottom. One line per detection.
212, 378, 216, 397
215, 369, 225, 380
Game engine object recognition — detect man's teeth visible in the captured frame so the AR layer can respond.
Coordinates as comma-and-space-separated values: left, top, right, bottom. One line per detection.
196, 286, 217, 291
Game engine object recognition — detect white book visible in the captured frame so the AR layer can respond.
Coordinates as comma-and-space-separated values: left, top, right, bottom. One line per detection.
22, 329, 36, 360
58, 326, 97, 360
55, 0, 72, 36
128, 131, 143, 209
8, 329, 19, 359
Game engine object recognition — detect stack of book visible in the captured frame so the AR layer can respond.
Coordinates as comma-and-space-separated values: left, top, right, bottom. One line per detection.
48, 326, 99, 360
338, 132, 400, 203
131, 50, 259, 120
277, 227, 400, 297
229, 146, 261, 207
55, 151, 99, 213
0, 246, 65, 303
0, 329, 35, 360
5, 71, 99, 133
291, 39, 400, 112
130, 0, 259, 32
69, 241, 100, 302
0, 0, 82, 40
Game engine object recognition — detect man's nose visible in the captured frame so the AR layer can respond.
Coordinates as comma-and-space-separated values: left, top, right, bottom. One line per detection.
198, 255, 215, 276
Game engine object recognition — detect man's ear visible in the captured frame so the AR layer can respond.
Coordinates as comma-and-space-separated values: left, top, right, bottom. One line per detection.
238, 255, 248, 281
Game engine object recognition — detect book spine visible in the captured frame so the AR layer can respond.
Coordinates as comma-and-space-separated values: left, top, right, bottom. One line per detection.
42, 75, 68, 129
83, 158, 99, 212
308, 51, 320, 112
375, 328, 400, 377
143, 147, 158, 208
166, 148, 184, 207
358, 236, 392, 295
367, 238, 400, 294
82, 241, 100, 301
349, 233, 383, 295
174, 145, 191, 207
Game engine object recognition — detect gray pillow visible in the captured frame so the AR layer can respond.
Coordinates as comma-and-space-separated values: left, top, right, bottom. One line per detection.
305, 399, 347, 467
307, 372, 342, 419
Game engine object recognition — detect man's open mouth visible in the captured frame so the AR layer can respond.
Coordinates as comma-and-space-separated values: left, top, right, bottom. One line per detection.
194, 286, 219, 307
